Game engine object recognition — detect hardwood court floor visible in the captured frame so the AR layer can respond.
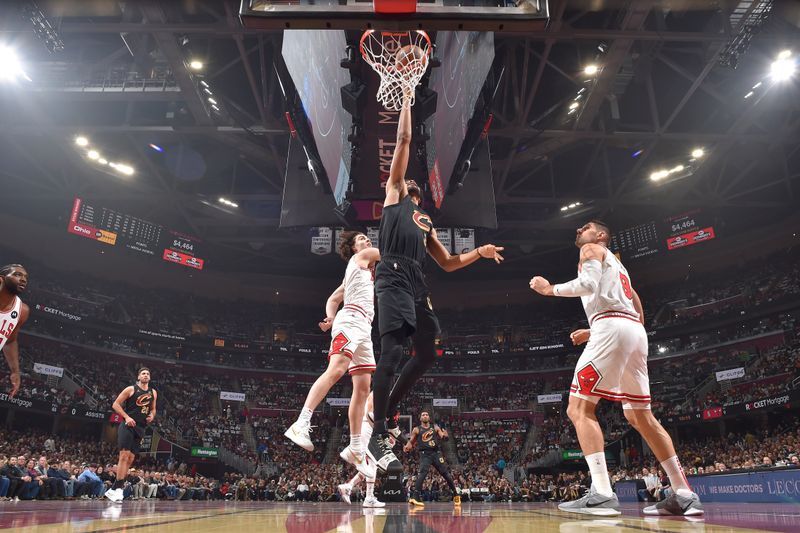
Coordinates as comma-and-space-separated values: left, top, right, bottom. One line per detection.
2, 500, 799, 532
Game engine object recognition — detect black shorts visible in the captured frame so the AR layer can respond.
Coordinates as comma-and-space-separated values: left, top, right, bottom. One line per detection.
117, 423, 143, 453
376, 257, 440, 338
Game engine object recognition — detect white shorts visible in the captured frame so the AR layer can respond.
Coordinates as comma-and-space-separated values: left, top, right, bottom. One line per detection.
328, 309, 376, 375
569, 315, 651, 409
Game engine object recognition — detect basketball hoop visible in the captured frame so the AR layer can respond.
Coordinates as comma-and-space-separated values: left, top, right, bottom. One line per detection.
360, 30, 432, 111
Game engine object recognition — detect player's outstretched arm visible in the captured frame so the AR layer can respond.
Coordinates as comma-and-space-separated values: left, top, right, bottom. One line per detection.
2, 302, 28, 398
404, 427, 420, 453
426, 228, 504, 272
530, 243, 605, 297
353, 247, 381, 270
319, 283, 345, 332
384, 90, 413, 207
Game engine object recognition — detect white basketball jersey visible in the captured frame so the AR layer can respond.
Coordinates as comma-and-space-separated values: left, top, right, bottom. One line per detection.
580, 250, 640, 325
341, 256, 375, 322
0, 296, 22, 352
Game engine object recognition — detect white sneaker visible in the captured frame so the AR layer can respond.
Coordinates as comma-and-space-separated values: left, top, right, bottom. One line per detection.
104, 488, 117, 502
116, 488, 125, 502
284, 420, 314, 451
338, 484, 352, 504
363, 496, 385, 508
340, 446, 377, 479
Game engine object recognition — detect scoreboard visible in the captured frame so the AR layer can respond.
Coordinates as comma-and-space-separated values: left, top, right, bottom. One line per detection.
611, 209, 717, 261
67, 197, 205, 270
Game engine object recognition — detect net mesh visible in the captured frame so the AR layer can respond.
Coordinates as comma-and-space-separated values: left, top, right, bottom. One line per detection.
360, 30, 431, 111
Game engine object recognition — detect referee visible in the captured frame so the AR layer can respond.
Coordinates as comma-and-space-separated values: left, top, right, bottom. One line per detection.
404, 411, 460, 507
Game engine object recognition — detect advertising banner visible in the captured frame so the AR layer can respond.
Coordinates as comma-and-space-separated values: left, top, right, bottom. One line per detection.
191, 447, 219, 458
537, 394, 563, 404
34, 363, 64, 378
432, 398, 458, 407
310, 227, 333, 255
326, 397, 351, 407
220, 391, 246, 402
716, 367, 745, 382
688, 469, 800, 503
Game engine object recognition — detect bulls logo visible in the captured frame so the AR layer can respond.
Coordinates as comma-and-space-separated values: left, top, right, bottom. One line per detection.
576, 362, 602, 395
412, 211, 432, 233
330, 332, 350, 355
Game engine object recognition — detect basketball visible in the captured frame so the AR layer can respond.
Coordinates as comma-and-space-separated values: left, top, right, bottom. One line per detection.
395, 44, 426, 72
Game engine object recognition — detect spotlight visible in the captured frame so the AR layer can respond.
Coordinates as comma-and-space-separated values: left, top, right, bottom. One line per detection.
658, 346, 667, 354
744, 91, 754, 99
0, 47, 31, 82
584, 64, 599, 76
149, 143, 164, 153
210, 105, 220, 112
218, 197, 239, 208
87, 150, 99, 160
569, 102, 579, 110
631, 149, 643, 158
189, 60, 204, 70
75, 136, 89, 147
770, 54, 796, 82
691, 148, 705, 159
670, 164, 685, 173
650, 170, 669, 181
98, 158, 108, 165
777, 49, 791, 60
207, 97, 217, 105
115, 164, 135, 176
200, 80, 209, 88
203, 87, 212, 95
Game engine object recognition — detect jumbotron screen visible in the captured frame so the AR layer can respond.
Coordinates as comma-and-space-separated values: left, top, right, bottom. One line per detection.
67, 197, 205, 270
611, 210, 717, 261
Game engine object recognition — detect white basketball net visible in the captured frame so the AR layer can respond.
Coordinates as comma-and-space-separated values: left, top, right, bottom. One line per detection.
360, 30, 431, 112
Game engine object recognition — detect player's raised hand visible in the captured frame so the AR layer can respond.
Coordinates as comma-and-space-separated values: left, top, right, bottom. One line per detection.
478, 244, 505, 264
318, 317, 334, 332
529, 276, 553, 296
570, 329, 591, 346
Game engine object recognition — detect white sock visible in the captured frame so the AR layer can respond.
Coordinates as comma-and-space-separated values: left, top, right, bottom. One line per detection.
298, 407, 313, 425
362, 418, 373, 442
366, 481, 375, 498
661, 455, 692, 494
350, 434, 363, 454
585, 452, 613, 497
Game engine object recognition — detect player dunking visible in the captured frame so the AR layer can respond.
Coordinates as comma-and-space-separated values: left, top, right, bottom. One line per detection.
530, 220, 703, 516
337, 392, 384, 508
106, 367, 157, 503
404, 411, 460, 507
367, 89, 504, 474
0, 264, 29, 398
285, 232, 379, 479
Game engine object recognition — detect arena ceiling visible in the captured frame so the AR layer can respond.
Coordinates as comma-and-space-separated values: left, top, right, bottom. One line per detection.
1, 0, 799, 280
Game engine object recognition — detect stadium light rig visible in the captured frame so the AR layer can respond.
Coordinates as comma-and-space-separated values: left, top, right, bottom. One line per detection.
744, 50, 796, 99
73, 135, 135, 176
218, 197, 239, 208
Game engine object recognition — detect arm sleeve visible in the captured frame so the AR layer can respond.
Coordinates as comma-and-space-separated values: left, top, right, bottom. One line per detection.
553, 259, 602, 297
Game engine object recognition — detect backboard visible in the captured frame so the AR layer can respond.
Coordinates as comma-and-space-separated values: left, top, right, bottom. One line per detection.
240, 0, 549, 32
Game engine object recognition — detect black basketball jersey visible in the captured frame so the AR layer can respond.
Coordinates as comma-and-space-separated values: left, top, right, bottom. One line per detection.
417, 424, 439, 453
379, 194, 431, 265
124, 383, 155, 425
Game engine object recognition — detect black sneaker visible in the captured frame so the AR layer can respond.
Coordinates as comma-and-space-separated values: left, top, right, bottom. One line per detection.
366, 432, 402, 473
643, 491, 703, 516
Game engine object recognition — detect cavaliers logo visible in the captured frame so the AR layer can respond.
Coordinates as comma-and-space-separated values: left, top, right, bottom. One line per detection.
136, 393, 152, 408
412, 211, 432, 233
422, 429, 435, 446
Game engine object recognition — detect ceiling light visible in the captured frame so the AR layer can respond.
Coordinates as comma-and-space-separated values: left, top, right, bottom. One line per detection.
149, 143, 164, 153
210, 105, 220, 111
650, 170, 668, 181
207, 97, 217, 105
98, 158, 108, 165
769, 56, 796, 82
744, 91, 754, 99
691, 148, 705, 159
75, 136, 89, 147
87, 150, 99, 160
584, 64, 599, 76
115, 164, 134, 176
670, 164, 685, 173
777, 49, 792, 60
200, 80, 209, 88
203, 87, 212, 95
189, 60, 203, 70
569, 102, 579, 110
0, 47, 31, 82
560, 206, 568, 211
